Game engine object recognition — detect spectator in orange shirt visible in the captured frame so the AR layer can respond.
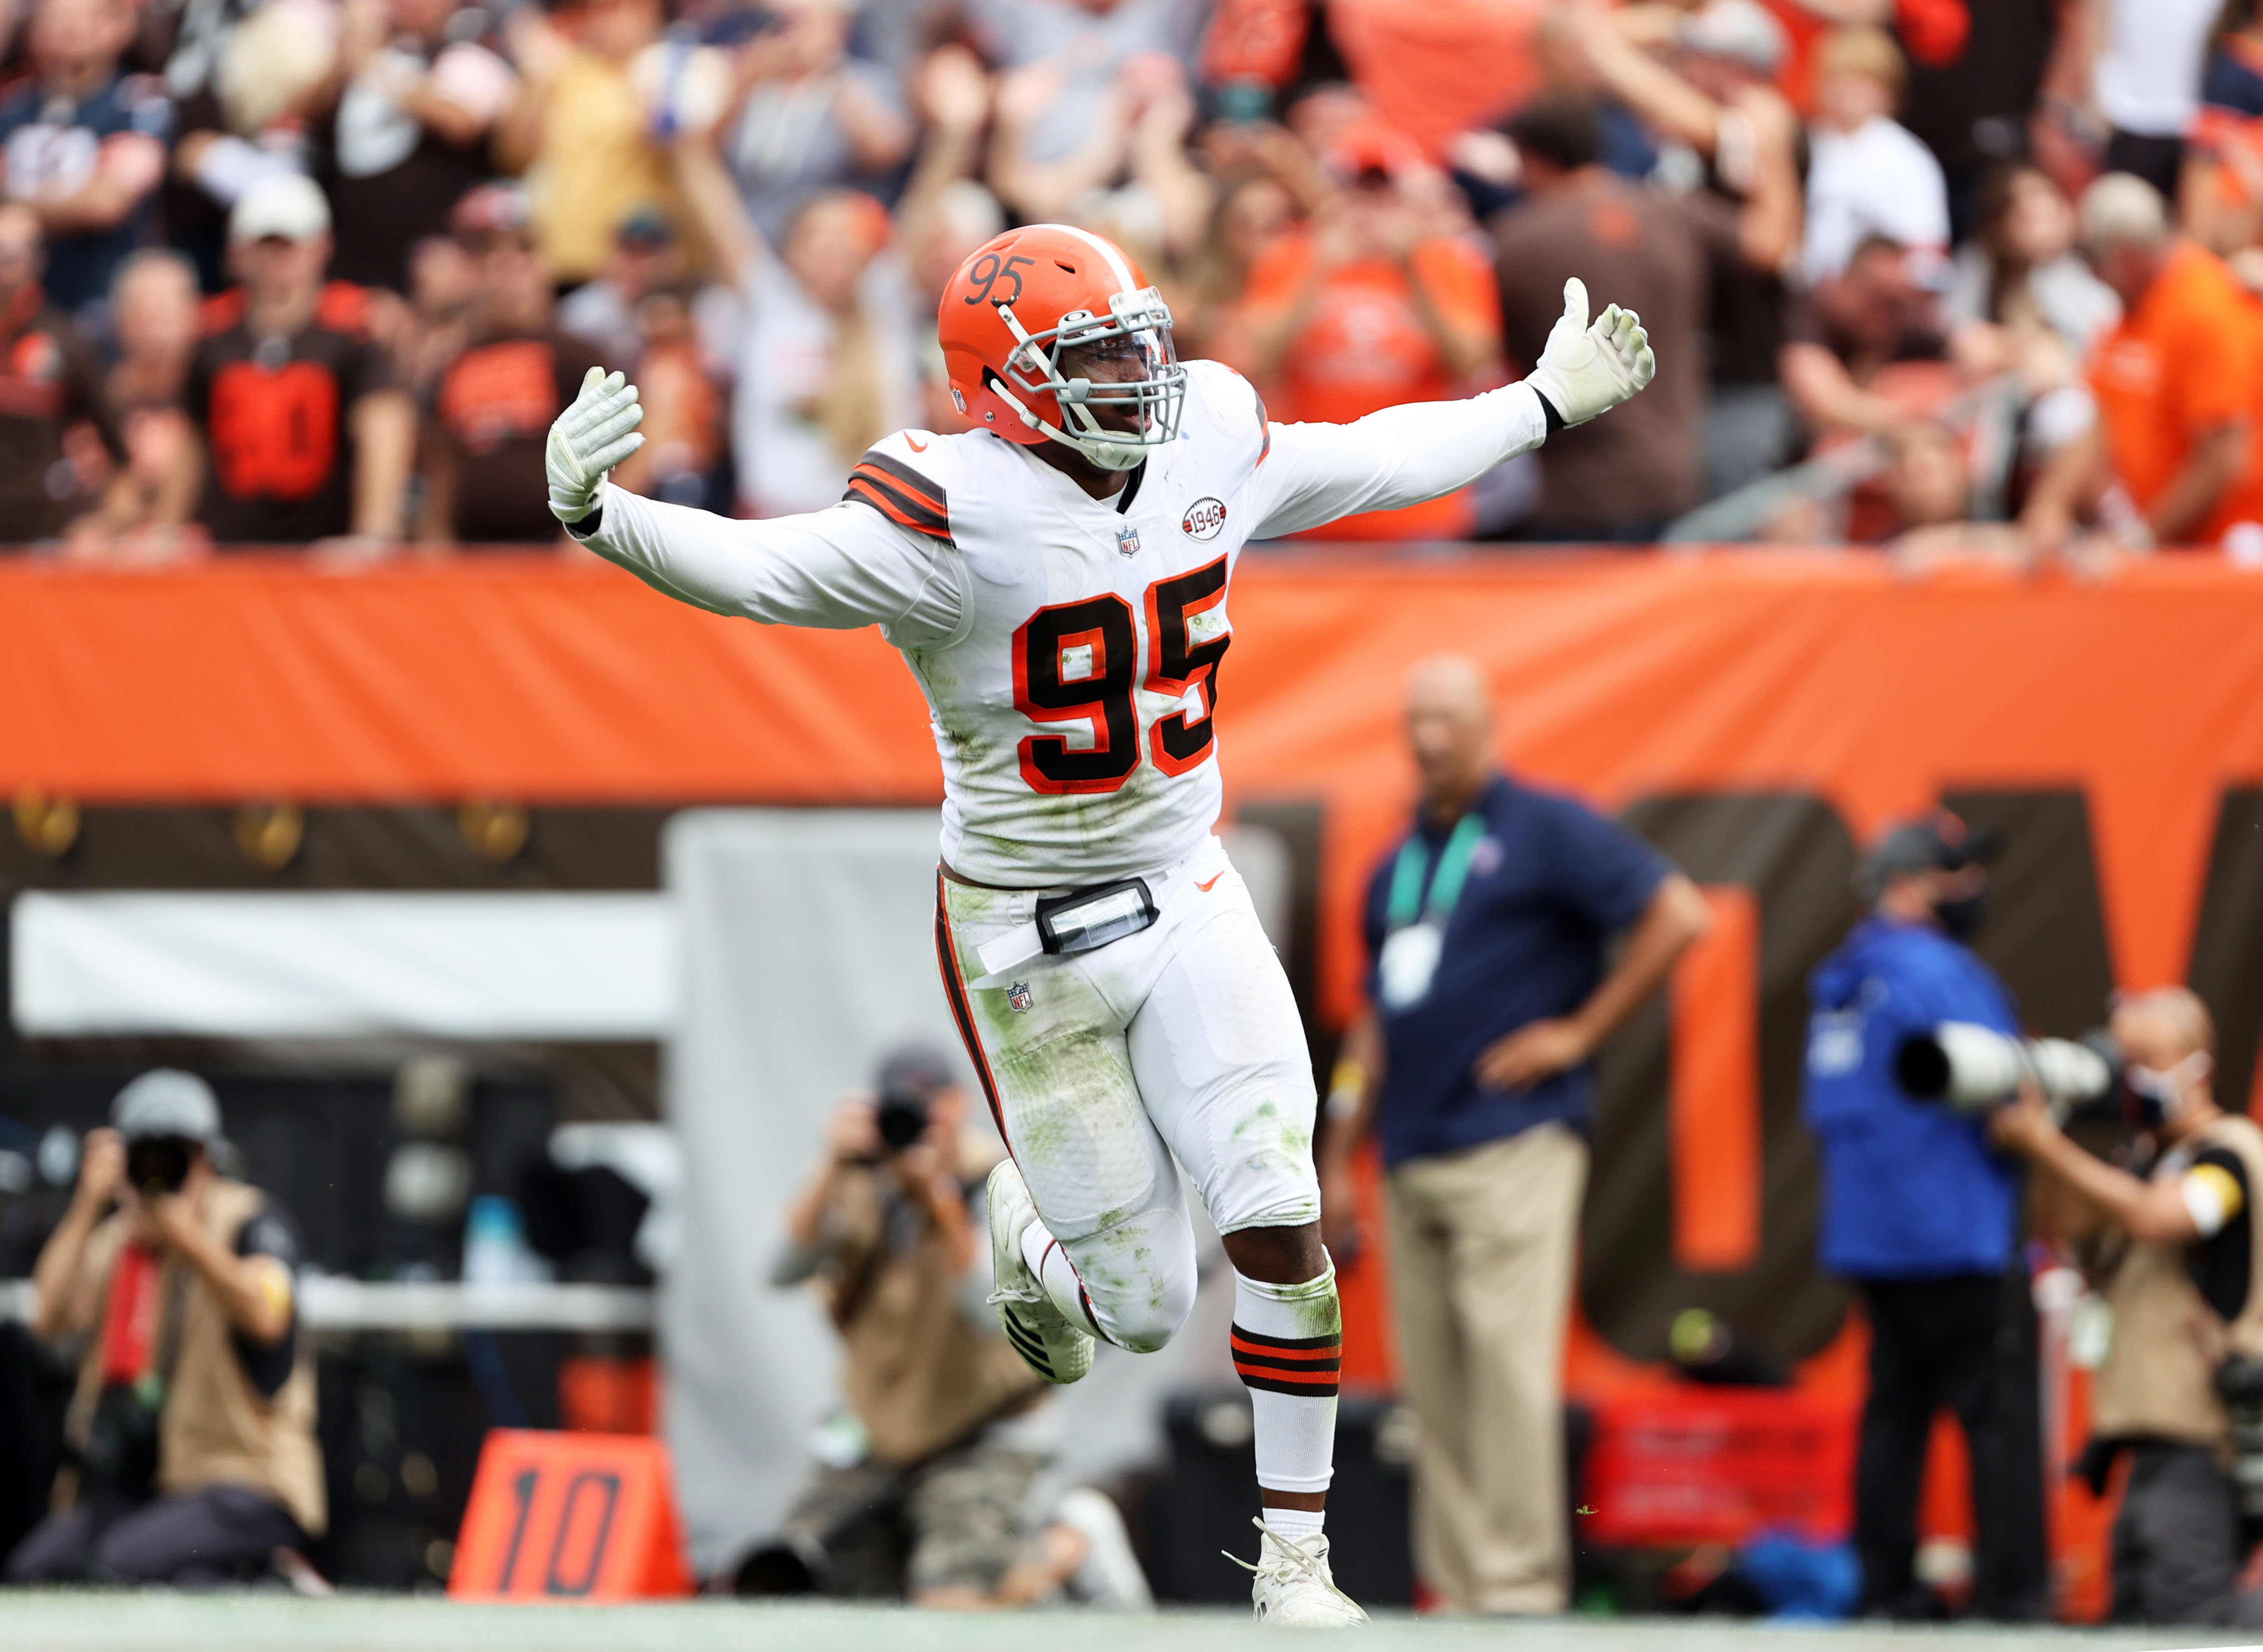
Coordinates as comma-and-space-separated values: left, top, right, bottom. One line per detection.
1221, 124, 1502, 541
2024, 174, 2263, 555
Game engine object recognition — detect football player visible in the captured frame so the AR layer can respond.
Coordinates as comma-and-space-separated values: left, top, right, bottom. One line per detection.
545, 223, 1653, 1625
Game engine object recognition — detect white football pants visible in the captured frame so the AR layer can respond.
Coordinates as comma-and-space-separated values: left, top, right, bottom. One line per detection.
935, 833, 1321, 1352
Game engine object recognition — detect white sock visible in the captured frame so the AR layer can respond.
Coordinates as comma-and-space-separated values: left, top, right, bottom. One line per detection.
1020, 1220, 1097, 1332
1263, 1505, 1325, 1543
1232, 1262, 1341, 1501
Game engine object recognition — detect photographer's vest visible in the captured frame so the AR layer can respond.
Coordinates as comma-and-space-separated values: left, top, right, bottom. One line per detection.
2093, 1113, 2263, 1458
825, 1167, 1044, 1468
67, 1181, 326, 1534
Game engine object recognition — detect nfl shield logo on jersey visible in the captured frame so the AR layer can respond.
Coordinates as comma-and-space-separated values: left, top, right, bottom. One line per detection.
1007, 980, 1034, 1012
1116, 526, 1140, 559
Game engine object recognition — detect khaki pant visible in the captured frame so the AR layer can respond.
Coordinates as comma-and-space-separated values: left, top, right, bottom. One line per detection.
1386, 1124, 1586, 1614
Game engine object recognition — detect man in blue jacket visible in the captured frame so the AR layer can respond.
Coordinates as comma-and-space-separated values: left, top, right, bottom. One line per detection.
1804, 813, 2047, 1619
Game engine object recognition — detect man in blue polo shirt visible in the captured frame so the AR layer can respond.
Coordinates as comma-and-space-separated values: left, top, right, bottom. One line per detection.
1320, 654, 1708, 1614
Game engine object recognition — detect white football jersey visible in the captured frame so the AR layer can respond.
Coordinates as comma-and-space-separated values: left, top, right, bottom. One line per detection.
577, 357, 1550, 887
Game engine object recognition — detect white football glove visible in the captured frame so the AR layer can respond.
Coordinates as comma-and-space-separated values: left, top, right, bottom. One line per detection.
1525, 276, 1657, 428
546, 366, 645, 525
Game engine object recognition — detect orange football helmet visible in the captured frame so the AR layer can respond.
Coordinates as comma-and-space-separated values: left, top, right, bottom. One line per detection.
937, 223, 1186, 471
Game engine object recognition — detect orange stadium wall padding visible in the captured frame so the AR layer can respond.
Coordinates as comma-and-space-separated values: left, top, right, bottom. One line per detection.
12, 550, 2263, 1438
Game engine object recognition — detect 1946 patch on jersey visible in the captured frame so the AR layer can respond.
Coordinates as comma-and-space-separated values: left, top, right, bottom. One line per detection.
1181, 497, 1226, 540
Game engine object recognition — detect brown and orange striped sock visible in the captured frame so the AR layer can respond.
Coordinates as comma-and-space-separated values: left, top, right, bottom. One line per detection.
1231, 1262, 1341, 1536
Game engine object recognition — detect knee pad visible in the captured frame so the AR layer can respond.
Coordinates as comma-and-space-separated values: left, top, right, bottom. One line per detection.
1061, 1205, 1198, 1354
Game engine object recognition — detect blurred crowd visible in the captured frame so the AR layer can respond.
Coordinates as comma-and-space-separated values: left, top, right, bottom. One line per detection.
0, 0, 2259, 556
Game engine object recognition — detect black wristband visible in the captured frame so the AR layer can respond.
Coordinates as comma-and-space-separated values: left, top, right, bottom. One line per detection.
1534, 385, 1568, 433
566, 502, 604, 538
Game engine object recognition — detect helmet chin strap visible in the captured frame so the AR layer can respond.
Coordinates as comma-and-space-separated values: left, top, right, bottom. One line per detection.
990, 378, 1148, 471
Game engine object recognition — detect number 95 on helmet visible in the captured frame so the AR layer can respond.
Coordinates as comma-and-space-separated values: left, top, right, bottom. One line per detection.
938, 223, 1187, 473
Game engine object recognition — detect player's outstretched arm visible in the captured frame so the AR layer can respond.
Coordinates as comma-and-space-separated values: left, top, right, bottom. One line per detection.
545, 368, 967, 639
1249, 277, 1655, 540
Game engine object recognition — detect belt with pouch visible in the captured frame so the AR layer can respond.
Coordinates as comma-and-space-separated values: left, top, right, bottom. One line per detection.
973, 877, 1159, 982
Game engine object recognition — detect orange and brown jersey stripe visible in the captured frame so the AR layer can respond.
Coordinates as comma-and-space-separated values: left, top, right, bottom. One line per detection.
1231, 1325, 1341, 1397
844, 449, 952, 544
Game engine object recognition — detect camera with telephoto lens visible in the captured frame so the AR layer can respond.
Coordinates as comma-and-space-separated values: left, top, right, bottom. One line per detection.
125, 1134, 195, 1197
1894, 1022, 2123, 1115
2218, 1356, 2263, 1520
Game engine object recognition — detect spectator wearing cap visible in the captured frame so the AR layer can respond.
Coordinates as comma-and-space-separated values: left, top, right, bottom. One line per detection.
1802, 814, 2049, 1619
417, 183, 609, 546
1800, 27, 1948, 286
1321, 657, 1708, 1613
0, 0, 171, 327
0, 200, 132, 546
5, 1071, 324, 1585
551, 206, 730, 510
676, 119, 916, 517
2024, 174, 2263, 556
1492, 93, 1796, 540
165, 175, 412, 552
557, 206, 689, 368
1565, 0, 1806, 498
1222, 123, 1502, 541
317, 0, 517, 293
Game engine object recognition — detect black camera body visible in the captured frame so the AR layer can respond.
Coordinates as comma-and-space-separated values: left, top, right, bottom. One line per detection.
125, 1135, 195, 1198
875, 1088, 931, 1153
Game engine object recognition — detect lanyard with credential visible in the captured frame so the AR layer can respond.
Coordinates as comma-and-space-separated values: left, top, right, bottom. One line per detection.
1386, 812, 1487, 932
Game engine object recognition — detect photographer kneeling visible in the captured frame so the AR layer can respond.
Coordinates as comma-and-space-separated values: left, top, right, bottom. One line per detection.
1990, 988, 2258, 1624
764, 1048, 1142, 1608
5, 1072, 323, 1585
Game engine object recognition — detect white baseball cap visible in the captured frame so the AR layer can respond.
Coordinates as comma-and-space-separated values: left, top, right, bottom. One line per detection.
113, 1069, 223, 1145
1679, 0, 1787, 75
229, 173, 332, 244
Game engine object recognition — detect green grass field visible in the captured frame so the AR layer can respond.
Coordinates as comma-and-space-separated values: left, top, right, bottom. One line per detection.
4, 1595, 2259, 1652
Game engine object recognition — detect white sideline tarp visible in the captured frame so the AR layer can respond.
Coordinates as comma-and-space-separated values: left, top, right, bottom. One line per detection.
661, 808, 971, 1574
10, 891, 675, 1037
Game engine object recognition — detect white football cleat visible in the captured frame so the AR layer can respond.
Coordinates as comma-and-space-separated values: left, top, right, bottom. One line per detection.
1231, 1517, 1369, 1627
985, 1159, 1094, 1385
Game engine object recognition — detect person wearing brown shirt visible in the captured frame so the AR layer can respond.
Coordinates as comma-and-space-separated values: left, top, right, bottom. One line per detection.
0, 200, 132, 545
1492, 94, 1794, 540
417, 182, 608, 547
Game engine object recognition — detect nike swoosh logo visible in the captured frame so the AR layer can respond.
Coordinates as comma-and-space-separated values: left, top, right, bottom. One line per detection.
906, 435, 928, 452
1196, 873, 1224, 892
